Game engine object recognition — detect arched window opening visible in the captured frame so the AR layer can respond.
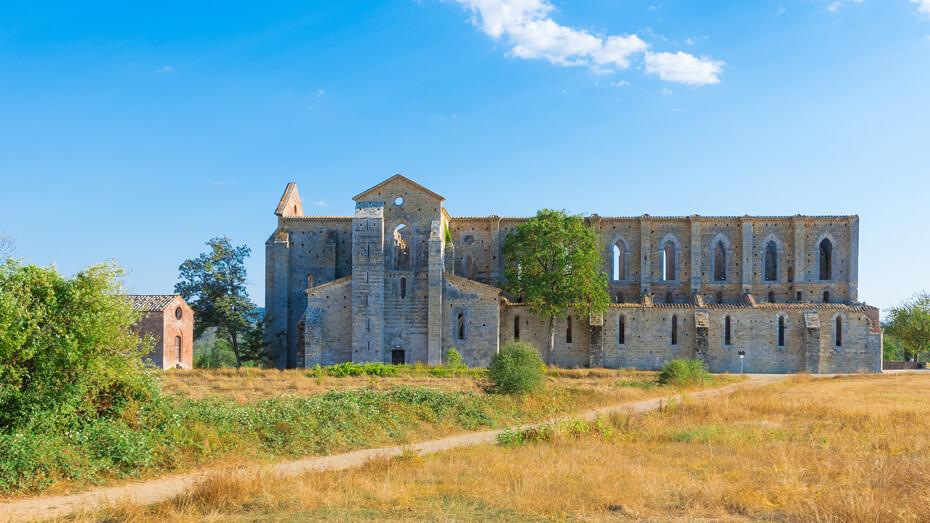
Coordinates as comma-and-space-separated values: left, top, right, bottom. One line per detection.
768, 291, 776, 304
724, 316, 732, 346
457, 313, 465, 340
671, 315, 679, 346
306, 274, 314, 290
662, 241, 676, 281
823, 291, 830, 304
819, 238, 833, 280
174, 335, 182, 363
665, 291, 673, 304
835, 317, 843, 347
514, 316, 520, 340
393, 224, 411, 270
566, 315, 573, 344
400, 277, 407, 299
778, 316, 786, 347
764, 241, 778, 282
612, 242, 626, 281
714, 241, 727, 281
619, 316, 626, 345
716, 291, 723, 304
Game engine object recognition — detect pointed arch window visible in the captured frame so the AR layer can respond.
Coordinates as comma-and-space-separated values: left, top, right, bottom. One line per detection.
671, 315, 679, 346
764, 241, 778, 282
400, 277, 407, 299
778, 316, 786, 347
612, 241, 626, 281
514, 316, 520, 341
618, 316, 626, 345
306, 274, 314, 290
174, 335, 182, 363
713, 241, 727, 281
566, 315, 573, 344
819, 238, 833, 281
457, 313, 465, 340
393, 224, 412, 270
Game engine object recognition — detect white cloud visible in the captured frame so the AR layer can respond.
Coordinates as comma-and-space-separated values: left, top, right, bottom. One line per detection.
827, 0, 862, 12
644, 51, 724, 86
156, 65, 174, 74
610, 80, 631, 87
913, 0, 930, 14
454, 0, 657, 74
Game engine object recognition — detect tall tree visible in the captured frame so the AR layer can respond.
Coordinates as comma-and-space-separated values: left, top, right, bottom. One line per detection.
175, 237, 263, 368
885, 291, 930, 362
502, 209, 610, 364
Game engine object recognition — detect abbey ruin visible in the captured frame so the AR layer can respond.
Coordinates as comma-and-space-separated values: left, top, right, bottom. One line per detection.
265, 175, 882, 373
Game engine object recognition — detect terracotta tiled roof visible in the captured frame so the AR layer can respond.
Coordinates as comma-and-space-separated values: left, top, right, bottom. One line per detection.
124, 295, 179, 312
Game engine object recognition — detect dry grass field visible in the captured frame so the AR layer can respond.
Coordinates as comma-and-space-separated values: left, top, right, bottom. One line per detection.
86, 373, 930, 522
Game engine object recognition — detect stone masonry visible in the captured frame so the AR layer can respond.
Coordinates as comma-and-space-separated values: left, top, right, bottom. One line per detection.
265, 175, 882, 373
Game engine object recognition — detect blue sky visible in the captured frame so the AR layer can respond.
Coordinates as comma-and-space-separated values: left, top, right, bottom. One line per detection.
1, 0, 928, 313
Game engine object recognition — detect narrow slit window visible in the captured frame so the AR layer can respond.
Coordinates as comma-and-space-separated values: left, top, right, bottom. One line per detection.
174, 336, 182, 363
671, 315, 678, 346
514, 316, 521, 341
835, 317, 843, 347
566, 315, 573, 344
778, 316, 786, 347
619, 316, 626, 345
457, 313, 465, 340
400, 277, 407, 299
724, 316, 732, 346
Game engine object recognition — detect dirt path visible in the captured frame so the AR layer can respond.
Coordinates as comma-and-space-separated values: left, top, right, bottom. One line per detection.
0, 375, 785, 522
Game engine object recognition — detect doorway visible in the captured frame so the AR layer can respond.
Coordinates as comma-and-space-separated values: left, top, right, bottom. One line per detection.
391, 349, 406, 365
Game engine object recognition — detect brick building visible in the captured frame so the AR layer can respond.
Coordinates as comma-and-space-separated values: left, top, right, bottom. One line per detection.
126, 295, 194, 369
265, 175, 882, 373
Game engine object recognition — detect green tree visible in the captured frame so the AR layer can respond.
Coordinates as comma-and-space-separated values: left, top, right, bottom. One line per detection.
502, 209, 609, 364
0, 233, 13, 260
175, 237, 265, 368
885, 292, 930, 362
488, 341, 546, 394
0, 260, 157, 430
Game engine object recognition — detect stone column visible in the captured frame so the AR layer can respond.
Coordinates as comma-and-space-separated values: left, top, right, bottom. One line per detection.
689, 216, 702, 298
489, 216, 502, 286
351, 202, 385, 363
588, 313, 605, 368
694, 310, 709, 366
267, 229, 291, 369
740, 218, 753, 294
304, 308, 323, 367
803, 311, 822, 373
640, 215, 651, 298
849, 216, 859, 302
792, 216, 806, 301
427, 220, 444, 365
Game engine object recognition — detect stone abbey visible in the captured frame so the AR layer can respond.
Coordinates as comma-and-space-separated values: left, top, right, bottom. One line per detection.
265, 175, 882, 373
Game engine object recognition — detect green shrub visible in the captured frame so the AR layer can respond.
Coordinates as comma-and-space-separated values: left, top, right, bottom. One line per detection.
445, 348, 466, 370
488, 341, 545, 394
658, 358, 711, 387
323, 362, 401, 377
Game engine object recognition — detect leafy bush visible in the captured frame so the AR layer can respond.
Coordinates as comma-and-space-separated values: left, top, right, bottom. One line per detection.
445, 348, 466, 370
488, 341, 546, 394
323, 362, 401, 377
658, 359, 711, 387
0, 261, 158, 431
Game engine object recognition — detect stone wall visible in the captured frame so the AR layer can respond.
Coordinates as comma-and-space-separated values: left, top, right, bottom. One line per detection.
303, 276, 352, 366
442, 274, 501, 367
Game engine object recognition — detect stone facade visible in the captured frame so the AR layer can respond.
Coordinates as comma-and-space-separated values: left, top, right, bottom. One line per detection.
265, 175, 882, 373
125, 295, 195, 369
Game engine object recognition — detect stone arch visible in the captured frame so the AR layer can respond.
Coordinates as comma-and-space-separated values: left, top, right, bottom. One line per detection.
758, 233, 785, 283
658, 234, 681, 282
389, 221, 413, 271
608, 235, 632, 282
814, 231, 840, 282
707, 233, 732, 283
